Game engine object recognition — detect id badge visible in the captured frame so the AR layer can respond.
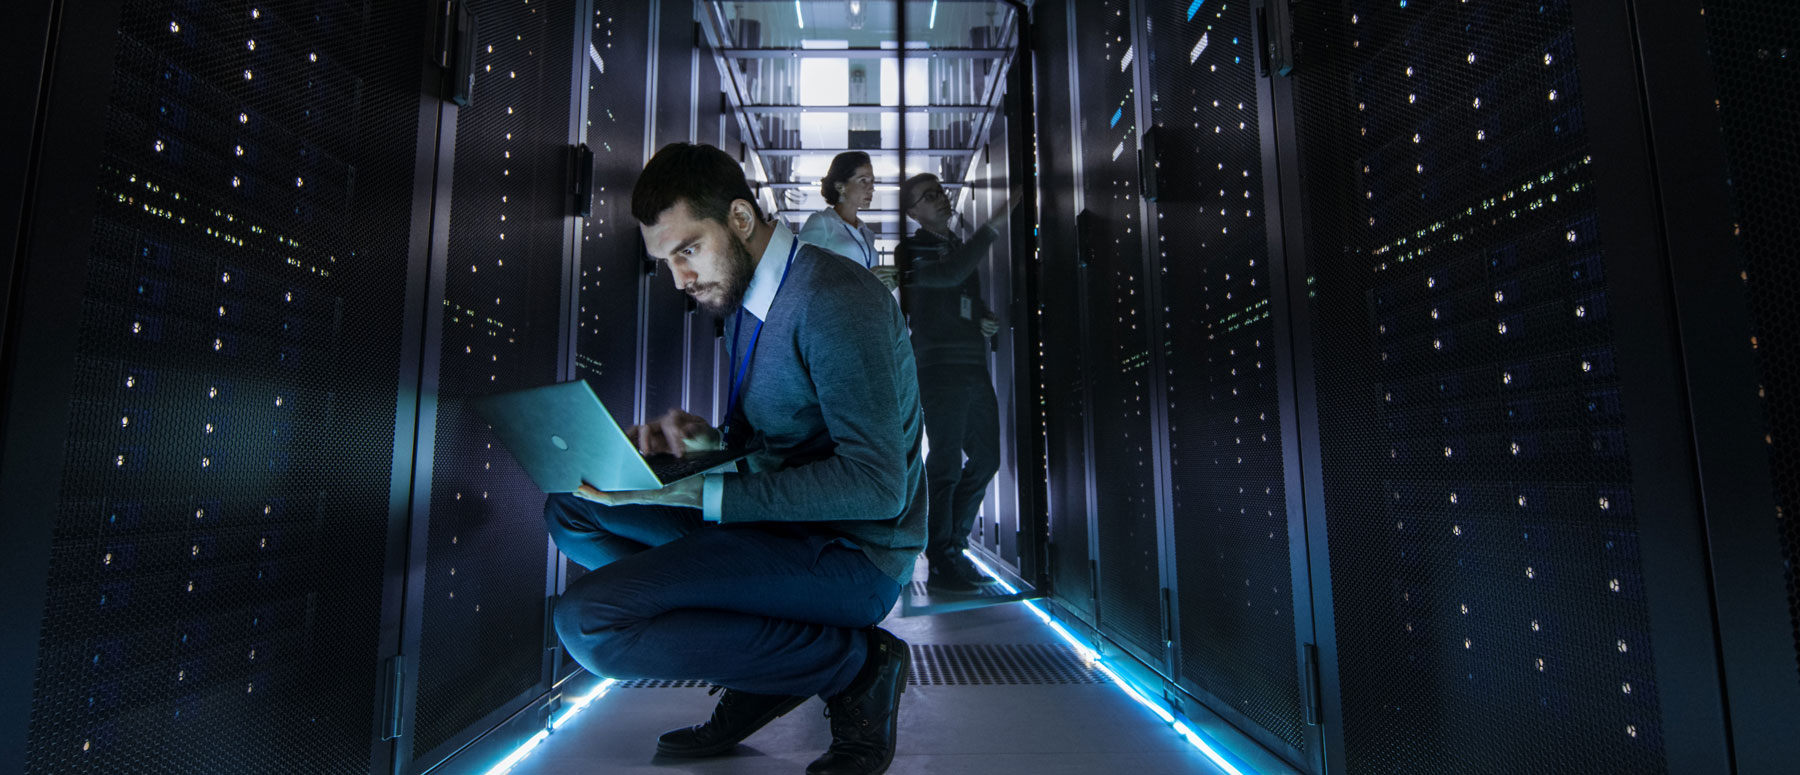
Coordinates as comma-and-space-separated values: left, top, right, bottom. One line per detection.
959, 295, 973, 320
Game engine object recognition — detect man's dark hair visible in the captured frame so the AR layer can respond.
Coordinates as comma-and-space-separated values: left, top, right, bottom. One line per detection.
899, 172, 941, 212
632, 142, 765, 226
820, 151, 873, 206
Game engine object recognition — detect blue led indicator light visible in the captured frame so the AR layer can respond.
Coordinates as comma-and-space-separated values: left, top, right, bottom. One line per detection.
1111, 108, 1123, 128
1187, 0, 1205, 21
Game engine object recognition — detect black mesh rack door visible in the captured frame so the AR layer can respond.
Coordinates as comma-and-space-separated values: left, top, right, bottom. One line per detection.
1144, 0, 1309, 766
982, 100, 1021, 564
640, 0, 698, 424
1284, 1, 1728, 773
1697, 12, 1800, 697
407, 0, 579, 767
1033, 0, 1096, 624
1634, 0, 1800, 770
571, 1, 654, 593
685, 37, 724, 425
12, 1, 433, 773
1697, 2, 1800, 693
1071, 0, 1166, 665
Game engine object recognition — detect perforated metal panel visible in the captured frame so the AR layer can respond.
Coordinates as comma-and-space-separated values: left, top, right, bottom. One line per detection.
411, 0, 575, 761
571, 1, 652, 601
1074, 0, 1162, 661
1292, 2, 1668, 772
983, 102, 1021, 562
1033, 0, 1093, 621
1147, 0, 1304, 756
22, 1, 425, 772
1698, 0, 1800, 685
686, 41, 724, 424
575, 2, 648, 428
641, 1, 696, 422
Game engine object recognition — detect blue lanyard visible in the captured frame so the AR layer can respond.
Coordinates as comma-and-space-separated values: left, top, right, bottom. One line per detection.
839, 220, 874, 268
724, 238, 800, 438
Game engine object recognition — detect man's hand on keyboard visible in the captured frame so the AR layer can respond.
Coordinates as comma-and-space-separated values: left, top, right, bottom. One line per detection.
626, 408, 721, 458
574, 477, 702, 509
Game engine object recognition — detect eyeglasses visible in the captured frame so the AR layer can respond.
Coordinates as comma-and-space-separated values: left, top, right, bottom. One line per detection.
903, 186, 948, 210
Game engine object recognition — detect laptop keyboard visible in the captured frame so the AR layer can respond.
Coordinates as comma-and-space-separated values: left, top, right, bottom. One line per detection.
648, 449, 745, 484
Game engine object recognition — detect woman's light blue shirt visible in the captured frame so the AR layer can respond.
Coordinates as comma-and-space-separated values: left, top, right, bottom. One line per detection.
799, 207, 879, 270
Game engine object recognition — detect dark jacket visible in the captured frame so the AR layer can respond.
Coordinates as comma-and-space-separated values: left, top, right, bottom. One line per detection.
898, 224, 999, 370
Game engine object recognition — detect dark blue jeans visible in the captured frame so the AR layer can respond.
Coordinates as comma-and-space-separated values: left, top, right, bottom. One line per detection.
544, 493, 902, 699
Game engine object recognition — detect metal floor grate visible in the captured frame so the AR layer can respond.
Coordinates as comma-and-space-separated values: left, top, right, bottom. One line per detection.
614, 679, 713, 689
909, 644, 1109, 686
610, 644, 1109, 689
909, 582, 1015, 599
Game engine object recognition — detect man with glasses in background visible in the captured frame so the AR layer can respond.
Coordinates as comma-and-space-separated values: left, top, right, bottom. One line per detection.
896, 173, 1013, 593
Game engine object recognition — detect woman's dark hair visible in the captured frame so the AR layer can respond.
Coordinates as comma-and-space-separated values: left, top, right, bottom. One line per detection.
819, 151, 873, 206
632, 142, 764, 226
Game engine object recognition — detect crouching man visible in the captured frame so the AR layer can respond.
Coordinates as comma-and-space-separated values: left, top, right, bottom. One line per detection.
543, 142, 926, 775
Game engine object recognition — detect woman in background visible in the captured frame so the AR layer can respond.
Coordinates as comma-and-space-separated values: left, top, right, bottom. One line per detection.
800, 151, 898, 290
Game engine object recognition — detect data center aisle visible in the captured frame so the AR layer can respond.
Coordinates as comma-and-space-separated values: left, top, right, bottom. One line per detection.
509, 561, 1231, 775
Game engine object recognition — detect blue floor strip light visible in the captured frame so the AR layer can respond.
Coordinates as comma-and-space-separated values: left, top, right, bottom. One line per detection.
481, 677, 619, 775
479, 553, 1258, 775
962, 550, 1257, 775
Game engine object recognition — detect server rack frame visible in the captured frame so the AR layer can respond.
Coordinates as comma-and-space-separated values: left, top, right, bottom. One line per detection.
0, 1, 450, 772
1063, 0, 1174, 677
1268, 0, 1736, 771
1631, 2, 1800, 772
393, 1, 594, 772
0, 3, 130, 769
1122, 0, 1183, 684
1124, 0, 1325, 768
0, 0, 57, 366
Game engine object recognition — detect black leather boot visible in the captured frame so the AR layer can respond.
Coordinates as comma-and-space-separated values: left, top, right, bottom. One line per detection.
947, 550, 999, 586
925, 554, 977, 593
656, 685, 807, 758
806, 627, 910, 775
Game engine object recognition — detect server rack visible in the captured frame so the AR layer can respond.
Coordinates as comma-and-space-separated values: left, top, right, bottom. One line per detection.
0, 1, 445, 772
638, 0, 698, 427
396, 0, 587, 771
1033, 1, 1795, 773
1632, 2, 1800, 773
1137, 0, 1321, 768
1032, 0, 1099, 629
1068, 0, 1171, 673
1274, 1, 1730, 772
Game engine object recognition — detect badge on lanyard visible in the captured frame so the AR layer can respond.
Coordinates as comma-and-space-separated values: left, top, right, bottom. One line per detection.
959, 295, 973, 321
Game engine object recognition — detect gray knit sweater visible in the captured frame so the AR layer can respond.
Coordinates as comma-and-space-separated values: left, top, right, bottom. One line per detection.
719, 244, 927, 583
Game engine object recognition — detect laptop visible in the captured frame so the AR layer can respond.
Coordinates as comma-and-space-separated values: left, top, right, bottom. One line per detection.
470, 380, 748, 493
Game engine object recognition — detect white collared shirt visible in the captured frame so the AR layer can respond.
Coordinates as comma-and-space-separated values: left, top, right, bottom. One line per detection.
740, 220, 800, 321
799, 207, 878, 270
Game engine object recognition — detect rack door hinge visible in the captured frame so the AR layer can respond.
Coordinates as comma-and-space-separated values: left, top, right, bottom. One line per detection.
544, 595, 561, 649
1160, 587, 1174, 649
1303, 642, 1323, 726
1088, 559, 1100, 613
381, 655, 405, 741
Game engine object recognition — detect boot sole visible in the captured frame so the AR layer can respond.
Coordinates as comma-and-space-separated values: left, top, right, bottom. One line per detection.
655, 694, 808, 758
